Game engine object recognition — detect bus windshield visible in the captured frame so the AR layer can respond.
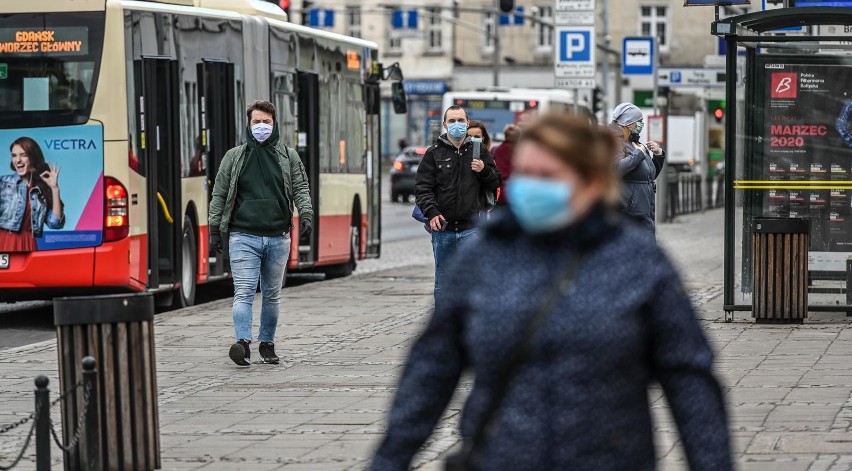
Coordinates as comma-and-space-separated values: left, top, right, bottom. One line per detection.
452, 98, 540, 141
0, 11, 105, 128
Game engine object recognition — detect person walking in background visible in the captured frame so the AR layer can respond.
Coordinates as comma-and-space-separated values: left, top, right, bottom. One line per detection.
208, 100, 313, 366
415, 105, 501, 295
372, 113, 731, 471
491, 124, 520, 205
0, 137, 64, 252
609, 102, 665, 231
466, 120, 492, 151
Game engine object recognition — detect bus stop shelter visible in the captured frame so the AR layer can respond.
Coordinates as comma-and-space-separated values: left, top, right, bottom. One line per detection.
712, 7, 852, 320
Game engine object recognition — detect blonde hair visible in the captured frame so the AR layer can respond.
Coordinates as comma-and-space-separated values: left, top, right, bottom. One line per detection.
519, 113, 620, 205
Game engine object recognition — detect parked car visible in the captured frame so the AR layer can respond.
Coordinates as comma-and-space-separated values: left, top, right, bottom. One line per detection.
390, 146, 427, 203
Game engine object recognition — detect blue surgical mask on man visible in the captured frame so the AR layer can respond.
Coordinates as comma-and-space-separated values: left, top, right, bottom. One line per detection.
447, 122, 468, 140
506, 176, 575, 233
251, 123, 274, 142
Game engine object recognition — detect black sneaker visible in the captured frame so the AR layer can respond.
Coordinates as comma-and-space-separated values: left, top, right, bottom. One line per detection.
258, 342, 279, 364
229, 339, 251, 366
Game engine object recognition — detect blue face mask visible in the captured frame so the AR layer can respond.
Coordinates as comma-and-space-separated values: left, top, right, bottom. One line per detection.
506, 176, 574, 234
251, 123, 274, 142
447, 122, 468, 140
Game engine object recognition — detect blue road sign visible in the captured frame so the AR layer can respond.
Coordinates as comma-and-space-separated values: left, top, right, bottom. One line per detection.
761, 0, 802, 31
554, 26, 596, 81
308, 8, 334, 27
684, 0, 749, 4
392, 10, 418, 29
670, 71, 682, 83
499, 7, 525, 26
559, 30, 591, 61
622, 36, 655, 75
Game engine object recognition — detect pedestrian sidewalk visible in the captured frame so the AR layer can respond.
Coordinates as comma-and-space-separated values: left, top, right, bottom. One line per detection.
3, 208, 852, 470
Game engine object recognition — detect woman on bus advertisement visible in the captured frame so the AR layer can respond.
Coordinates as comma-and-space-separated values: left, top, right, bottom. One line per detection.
0, 137, 64, 251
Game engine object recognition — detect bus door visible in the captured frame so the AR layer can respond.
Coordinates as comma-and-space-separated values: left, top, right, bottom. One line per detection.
134, 57, 182, 290
198, 59, 236, 277
296, 71, 320, 265
365, 82, 381, 258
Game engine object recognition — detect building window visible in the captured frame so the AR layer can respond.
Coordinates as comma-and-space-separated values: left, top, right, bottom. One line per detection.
535, 5, 553, 50
387, 12, 401, 55
483, 11, 495, 53
347, 7, 361, 38
640, 5, 668, 49
426, 7, 442, 53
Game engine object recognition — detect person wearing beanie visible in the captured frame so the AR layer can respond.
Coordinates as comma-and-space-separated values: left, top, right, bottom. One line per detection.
607, 102, 665, 232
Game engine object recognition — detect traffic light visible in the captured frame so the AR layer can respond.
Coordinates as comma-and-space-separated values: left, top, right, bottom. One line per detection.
278, 0, 290, 16
592, 87, 604, 115
499, 0, 515, 13
708, 99, 726, 124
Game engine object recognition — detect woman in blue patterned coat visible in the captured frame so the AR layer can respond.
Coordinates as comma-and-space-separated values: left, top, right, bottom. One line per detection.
371, 113, 731, 471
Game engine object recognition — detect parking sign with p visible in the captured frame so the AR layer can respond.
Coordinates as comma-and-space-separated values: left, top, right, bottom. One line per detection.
560, 30, 590, 61
554, 26, 595, 79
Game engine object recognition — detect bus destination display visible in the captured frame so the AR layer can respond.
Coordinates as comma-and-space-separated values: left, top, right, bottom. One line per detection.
0, 27, 88, 56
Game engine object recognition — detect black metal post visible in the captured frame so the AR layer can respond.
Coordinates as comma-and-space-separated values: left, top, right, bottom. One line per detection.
723, 34, 737, 316
35, 375, 50, 471
81, 357, 99, 471
846, 258, 852, 307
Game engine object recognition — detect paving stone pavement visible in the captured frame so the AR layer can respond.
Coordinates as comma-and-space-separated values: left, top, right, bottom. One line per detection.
5, 208, 852, 470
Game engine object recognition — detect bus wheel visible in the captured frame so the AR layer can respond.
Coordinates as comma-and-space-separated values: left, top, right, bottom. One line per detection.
325, 226, 358, 279
175, 216, 197, 307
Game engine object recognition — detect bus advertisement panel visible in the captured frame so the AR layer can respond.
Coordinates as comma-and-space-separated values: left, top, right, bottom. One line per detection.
0, 124, 103, 252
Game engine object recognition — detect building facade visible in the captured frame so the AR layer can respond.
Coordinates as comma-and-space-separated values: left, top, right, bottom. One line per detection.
286, 0, 758, 152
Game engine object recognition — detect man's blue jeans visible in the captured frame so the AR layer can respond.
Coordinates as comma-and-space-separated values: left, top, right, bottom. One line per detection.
229, 232, 291, 342
431, 228, 477, 294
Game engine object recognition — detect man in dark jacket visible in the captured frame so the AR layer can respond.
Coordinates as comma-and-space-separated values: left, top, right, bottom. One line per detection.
610, 102, 665, 231
415, 105, 501, 294
208, 100, 313, 366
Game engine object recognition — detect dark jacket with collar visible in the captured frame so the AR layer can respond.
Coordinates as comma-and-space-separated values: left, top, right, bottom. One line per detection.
610, 123, 665, 230
414, 134, 501, 226
372, 205, 731, 471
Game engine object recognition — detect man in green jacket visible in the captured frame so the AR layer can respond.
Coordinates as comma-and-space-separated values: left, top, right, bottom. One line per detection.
208, 100, 313, 366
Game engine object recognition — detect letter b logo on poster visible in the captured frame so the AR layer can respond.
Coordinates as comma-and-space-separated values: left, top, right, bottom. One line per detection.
771, 73, 797, 99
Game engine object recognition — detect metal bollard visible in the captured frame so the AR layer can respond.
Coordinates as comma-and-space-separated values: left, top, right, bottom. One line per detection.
81, 357, 100, 471
35, 375, 50, 471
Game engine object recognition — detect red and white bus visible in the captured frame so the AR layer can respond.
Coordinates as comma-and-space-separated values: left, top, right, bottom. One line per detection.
0, 0, 398, 306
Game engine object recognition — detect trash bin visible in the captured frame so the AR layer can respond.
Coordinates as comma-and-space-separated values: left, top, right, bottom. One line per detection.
752, 218, 809, 323
54, 293, 161, 470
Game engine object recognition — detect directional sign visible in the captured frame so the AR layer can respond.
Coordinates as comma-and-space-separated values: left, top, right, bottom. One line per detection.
555, 0, 595, 10
657, 68, 725, 87
554, 26, 596, 80
622, 37, 654, 75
